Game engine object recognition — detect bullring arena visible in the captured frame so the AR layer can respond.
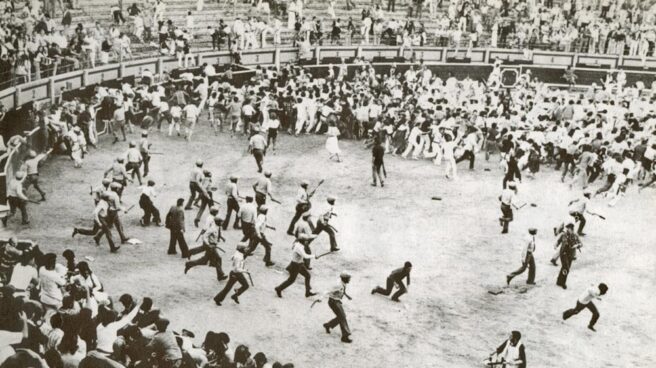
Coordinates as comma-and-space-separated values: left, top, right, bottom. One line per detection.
2, 2, 656, 367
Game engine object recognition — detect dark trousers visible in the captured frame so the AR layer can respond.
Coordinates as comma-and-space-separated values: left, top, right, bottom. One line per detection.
126, 162, 142, 185
6, 197, 28, 224
374, 277, 407, 300
108, 210, 128, 242
139, 194, 161, 225
500, 204, 513, 233
507, 253, 535, 284
556, 253, 571, 287
456, 150, 475, 169
223, 197, 241, 230
185, 182, 202, 209
372, 163, 384, 185
24, 174, 45, 199
571, 211, 586, 234
313, 220, 338, 250
247, 233, 272, 263
89, 218, 116, 250
141, 153, 150, 176
287, 203, 310, 234
255, 192, 266, 207
168, 228, 189, 256
194, 195, 212, 223
277, 262, 312, 295
595, 174, 615, 195
241, 222, 256, 242
214, 271, 249, 302
252, 148, 264, 173
186, 244, 225, 280
326, 299, 350, 338
563, 301, 600, 327
386, 0, 395, 11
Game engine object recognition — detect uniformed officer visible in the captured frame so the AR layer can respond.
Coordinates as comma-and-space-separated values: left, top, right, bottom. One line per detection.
139, 180, 161, 226
125, 141, 143, 185
246, 205, 275, 266
506, 228, 537, 285
104, 157, 131, 196
274, 234, 317, 298
139, 131, 151, 177
322, 272, 353, 343
22, 150, 46, 201
214, 243, 250, 306
556, 223, 582, 290
185, 160, 205, 210
106, 182, 129, 243
237, 196, 257, 243
286, 180, 310, 235
73, 193, 119, 252
193, 170, 214, 227
223, 175, 242, 230
371, 262, 412, 302
92, 178, 112, 205
252, 171, 277, 206
197, 206, 220, 241
499, 182, 519, 234
313, 196, 339, 252
3, 171, 29, 226
248, 126, 267, 173
185, 215, 228, 282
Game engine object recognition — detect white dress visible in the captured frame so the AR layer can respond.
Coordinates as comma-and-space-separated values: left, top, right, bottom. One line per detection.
326, 126, 341, 155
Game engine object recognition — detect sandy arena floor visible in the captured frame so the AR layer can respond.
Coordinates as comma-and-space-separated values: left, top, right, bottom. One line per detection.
5, 121, 656, 367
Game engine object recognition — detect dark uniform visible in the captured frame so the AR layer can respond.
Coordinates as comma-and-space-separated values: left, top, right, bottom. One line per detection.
287, 183, 310, 235
223, 177, 241, 230
556, 229, 581, 289
185, 219, 227, 282
185, 161, 205, 210
372, 263, 412, 301
275, 239, 315, 298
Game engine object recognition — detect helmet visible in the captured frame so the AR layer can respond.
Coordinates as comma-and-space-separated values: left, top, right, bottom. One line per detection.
209, 207, 219, 215
258, 205, 268, 213
196, 159, 204, 167
28, 150, 37, 158
15, 171, 25, 180
117, 156, 125, 163
101, 178, 111, 185
230, 175, 238, 182
129, 141, 136, 148
264, 170, 272, 177
340, 271, 351, 280
327, 196, 336, 203
213, 215, 224, 224
301, 180, 309, 187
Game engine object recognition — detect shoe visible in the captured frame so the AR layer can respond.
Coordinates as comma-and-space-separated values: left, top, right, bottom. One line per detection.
550, 259, 558, 266
231, 294, 240, 304
168, 251, 177, 255
323, 323, 331, 334
553, 227, 557, 236
140, 219, 145, 226
305, 291, 317, 297
371, 288, 377, 295
381, 182, 384, 187
286, 231, 294, 236
371, 183, 376, 187
121, 238, 129, 244
588, 325, 596, 332
578, 232, 586, 237
265, 261, 275, 267
341, 336, 352, 343
275, 287, 282, 298
331, 248, 340, 252
41, 196, 46, 202
527, 281, 536, 285
506, 276, 512, 285
184, 264, 190, 274
93, 237, 100, 246
110, 246, 120, 253
217, 275, 228, 282
72, 228, 77, 238
22, 221, 30, 225
391, 298, 400, 302
214, 298, 222, 306
194, 219, 200, 227
1, 218, 7, 226
184, 206, 192, 211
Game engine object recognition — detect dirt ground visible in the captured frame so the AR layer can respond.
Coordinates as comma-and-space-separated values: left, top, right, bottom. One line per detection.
4, 120, 656, 367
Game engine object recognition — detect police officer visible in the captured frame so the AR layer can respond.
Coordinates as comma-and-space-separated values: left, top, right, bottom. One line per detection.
286, 180, 310, 235
237, 196, 257, 243
223, 175, 242, 230
506, 228, 537, 285
73, 193, 119, 252
106, 182, 129, 243
139, 130, 151, 177
313, 196, 339, 252
139, 180, 161, 226
22, 150, 46, 201
248, 126, 267, 173
3, 171, 29, 226
252, 170, 277, 206
185, 159, 204, 210
185, 215, 228, 282
92, 178, 112, 205
556, 223, 582, 290
193, 170, 214, 227
371, 261, 412, 302
322, 272, 352, 343
104, 156, 130, 197
246, 205, 275, 266
274, 234, 317, 298
214, 243, 250, 306
125, 141, 143, 185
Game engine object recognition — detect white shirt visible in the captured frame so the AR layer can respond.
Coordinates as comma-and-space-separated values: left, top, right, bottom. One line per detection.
39, 267, 66, 306
96, 306, 140, 353
9, 264, 38, 291
578, 285, 602, 304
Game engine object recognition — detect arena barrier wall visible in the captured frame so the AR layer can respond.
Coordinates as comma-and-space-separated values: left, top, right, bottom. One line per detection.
3, 45, 656, 204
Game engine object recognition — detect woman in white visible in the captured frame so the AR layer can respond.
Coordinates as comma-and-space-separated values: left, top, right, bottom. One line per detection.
325, 120, 341, 162
328, 0, 336, 19
442, 130, 460, 179
71, 261, 109, 304
287, 1, 297, 30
